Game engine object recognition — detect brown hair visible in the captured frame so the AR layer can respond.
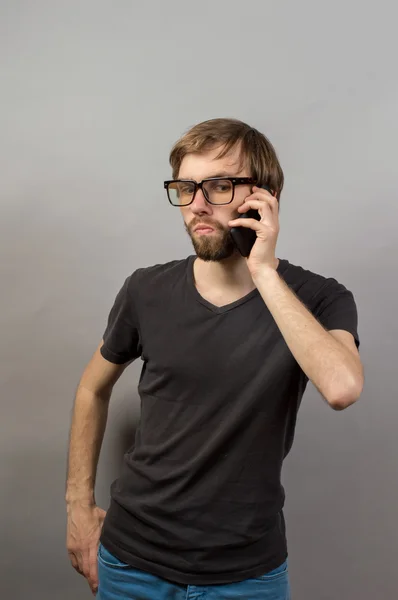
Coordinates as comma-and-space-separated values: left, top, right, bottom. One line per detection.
169, 118, 284, 201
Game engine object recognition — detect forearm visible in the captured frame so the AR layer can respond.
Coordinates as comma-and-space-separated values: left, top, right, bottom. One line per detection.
254, 268, 361, 408
66, 385, 110, 506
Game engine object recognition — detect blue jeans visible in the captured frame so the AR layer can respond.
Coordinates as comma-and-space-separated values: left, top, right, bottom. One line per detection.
97, 543, 291, 599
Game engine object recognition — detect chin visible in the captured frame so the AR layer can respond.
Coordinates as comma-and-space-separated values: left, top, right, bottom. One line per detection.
193, 240, 237, 262
187, 224, 238, 262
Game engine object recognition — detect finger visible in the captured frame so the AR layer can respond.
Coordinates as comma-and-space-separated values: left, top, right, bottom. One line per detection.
90, 580, 98, 596
237, 201, 275, 230
240, 196, 278, 215
246, 187, 279, 215
69, 551, 80, 573
88, 546, 99, 595
81, 550, 92, 581
238, 199, 273, 221
69, 551, 84, 575
252, 184, 276, 195
228, 217, 263, 230
252, 185, 278, 202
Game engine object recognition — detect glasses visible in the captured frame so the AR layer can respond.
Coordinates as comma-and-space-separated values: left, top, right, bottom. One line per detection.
164, 177, 257, 207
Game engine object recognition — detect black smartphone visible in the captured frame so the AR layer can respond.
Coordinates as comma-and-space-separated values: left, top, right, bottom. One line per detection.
230, 183, 274, 257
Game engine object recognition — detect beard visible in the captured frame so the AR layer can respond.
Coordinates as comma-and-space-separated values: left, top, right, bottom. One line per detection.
185, 220, 237, 262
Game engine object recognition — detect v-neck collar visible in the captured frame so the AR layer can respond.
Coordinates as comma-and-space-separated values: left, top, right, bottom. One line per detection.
186, 254, 290, 315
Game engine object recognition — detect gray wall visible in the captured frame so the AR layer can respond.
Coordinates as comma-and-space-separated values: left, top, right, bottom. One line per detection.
1, 1, 397, 598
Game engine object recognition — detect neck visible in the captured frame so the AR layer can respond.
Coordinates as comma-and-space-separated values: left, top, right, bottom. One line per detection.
193, 253, 256, 294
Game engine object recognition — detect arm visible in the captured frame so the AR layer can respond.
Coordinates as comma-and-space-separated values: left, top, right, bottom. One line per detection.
229, 185, 364, 410
66, 341, 131, 595
254, 269, 364, 410
66, 341, 129, 505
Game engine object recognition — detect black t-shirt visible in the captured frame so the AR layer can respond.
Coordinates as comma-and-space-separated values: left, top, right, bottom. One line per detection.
99, 255, 359, 585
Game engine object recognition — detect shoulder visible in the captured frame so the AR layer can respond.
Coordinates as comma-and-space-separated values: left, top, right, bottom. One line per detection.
281, 258, 360, 345
280, 258, 356, 307
126, 255, 192, 295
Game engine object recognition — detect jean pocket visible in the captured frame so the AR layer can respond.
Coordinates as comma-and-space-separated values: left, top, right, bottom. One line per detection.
256, 559, 288, 580
98, 543, 131, 569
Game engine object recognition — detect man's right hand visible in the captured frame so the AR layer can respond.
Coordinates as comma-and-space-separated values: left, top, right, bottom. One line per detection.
66, 503, 106, 596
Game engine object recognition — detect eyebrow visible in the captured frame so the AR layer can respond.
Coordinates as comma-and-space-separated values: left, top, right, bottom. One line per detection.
180, 172, 239, 181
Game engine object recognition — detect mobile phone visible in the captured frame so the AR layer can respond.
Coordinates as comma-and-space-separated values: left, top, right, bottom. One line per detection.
230, 183, 274, 257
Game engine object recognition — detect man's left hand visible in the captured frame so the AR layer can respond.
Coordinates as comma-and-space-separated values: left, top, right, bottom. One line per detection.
228, 185, 280, 279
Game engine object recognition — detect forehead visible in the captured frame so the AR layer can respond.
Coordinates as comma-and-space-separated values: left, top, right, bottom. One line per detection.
178, 144, 247, 180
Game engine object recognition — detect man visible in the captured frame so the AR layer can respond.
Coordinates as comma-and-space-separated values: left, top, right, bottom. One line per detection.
66, 118, 364, 599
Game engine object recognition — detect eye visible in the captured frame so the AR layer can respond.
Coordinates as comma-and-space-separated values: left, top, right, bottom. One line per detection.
179, 183, 195, 194
206, 180, 232, 193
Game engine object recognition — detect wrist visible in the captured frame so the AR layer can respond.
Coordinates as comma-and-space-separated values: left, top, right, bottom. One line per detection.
65, 489, 95, 507
252, 266, 280, 287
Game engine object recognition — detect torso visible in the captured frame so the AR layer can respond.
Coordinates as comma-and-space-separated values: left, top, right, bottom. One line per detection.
100, 253, 358, 585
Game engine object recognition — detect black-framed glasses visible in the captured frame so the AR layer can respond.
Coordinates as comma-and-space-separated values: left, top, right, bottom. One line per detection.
164, 177, 257, 207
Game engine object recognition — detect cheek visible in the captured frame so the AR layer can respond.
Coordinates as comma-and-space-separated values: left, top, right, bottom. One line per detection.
229, 198, 244, 219
234, 187, 251, 205
228, 188, 251, 219
180, 207, 191, 224
213, 210, 238, 232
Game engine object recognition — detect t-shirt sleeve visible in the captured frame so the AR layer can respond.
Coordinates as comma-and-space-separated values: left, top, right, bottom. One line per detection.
311, 277, 360, 348
100, 274, 142, 364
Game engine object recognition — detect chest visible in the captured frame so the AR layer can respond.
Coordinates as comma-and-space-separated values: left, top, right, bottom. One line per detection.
193, 283, 256, 309
138, 296, 298, 397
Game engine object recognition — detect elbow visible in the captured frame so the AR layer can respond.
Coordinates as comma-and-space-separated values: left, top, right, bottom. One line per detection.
329, 396, 358, 411
325, 374, 364, 411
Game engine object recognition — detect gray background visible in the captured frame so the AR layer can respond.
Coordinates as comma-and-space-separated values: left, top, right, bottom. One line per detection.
1, 1, 397, 598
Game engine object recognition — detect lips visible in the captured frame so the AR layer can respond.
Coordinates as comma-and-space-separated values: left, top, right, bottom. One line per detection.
194, 224, 215, 232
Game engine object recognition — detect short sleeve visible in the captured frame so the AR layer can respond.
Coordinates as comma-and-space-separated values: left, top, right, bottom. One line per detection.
312, 278, 360, 348
100, 274, 142, 364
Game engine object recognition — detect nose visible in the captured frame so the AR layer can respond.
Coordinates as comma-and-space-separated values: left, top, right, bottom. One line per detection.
190, 187, 212, 216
